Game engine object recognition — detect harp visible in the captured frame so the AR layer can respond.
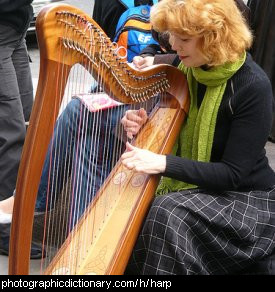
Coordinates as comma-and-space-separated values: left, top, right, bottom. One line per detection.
9, 4, 189, 275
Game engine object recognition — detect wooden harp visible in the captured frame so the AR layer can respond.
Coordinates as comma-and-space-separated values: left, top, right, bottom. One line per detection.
9, 4, 189, 275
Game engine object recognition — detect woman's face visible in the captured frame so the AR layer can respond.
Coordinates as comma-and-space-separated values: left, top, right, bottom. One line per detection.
169, 33, 207, 67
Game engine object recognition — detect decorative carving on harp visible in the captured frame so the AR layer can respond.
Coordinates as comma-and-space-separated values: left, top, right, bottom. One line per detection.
9, 4, 189, 275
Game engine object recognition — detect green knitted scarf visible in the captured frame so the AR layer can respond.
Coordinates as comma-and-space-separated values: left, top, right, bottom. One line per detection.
156, 53, 246, 195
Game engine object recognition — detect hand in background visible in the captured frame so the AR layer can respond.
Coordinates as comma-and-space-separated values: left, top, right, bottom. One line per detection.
132, 56, 154, 69
121, 108, 148, 139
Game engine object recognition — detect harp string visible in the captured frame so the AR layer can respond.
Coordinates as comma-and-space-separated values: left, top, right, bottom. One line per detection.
65, 20, 95, 270
57, 13, 77, 269
40, 25, 62, 270
39, 14, 77, 270
79, 25, 100, 260
78, 35, 104, 266
77, 28, 96, 264
33, 9, 169, 274
57, 13, 77, 257
44, 15, 70, 270
38, 23, 121, 273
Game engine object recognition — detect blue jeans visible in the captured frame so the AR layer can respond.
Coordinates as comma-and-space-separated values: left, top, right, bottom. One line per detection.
35, 98, 128, 227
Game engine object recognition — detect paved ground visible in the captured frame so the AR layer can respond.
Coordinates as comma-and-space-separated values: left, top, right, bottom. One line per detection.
266, 141, 275, 170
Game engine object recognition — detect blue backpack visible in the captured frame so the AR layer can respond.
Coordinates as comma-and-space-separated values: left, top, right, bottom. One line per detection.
114, 0, 159, 62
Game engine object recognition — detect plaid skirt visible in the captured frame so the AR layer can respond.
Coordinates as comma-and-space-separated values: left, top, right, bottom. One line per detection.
125, 187, 275, 275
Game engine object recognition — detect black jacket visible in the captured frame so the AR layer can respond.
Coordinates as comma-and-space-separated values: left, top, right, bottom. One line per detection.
164, 54, 275, 191
0, 0, 33, 33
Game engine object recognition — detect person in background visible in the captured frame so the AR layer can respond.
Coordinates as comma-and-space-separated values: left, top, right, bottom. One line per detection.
93, 0, 156, 41
247, 0, 275, 142
92, 0, 126, 41
122, 0, 275, 275
0, 0, 43, 259
91, 0, 162, 92
0, 0, 34, 201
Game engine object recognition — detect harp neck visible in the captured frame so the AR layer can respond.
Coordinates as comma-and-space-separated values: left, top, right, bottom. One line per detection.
36, 3, 187, 107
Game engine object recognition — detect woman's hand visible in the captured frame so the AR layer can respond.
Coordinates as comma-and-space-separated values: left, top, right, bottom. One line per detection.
121, 108, 148, 139
121, 142, 166, 174
132, 56, 154, 69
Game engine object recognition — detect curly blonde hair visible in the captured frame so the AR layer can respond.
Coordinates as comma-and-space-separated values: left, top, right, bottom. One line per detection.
150, 0, 253, 66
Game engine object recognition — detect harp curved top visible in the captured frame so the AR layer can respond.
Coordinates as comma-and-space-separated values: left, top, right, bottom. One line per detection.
36, 3, 188, 107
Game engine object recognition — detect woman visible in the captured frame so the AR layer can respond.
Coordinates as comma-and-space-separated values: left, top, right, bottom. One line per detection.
1, 0, 274, 270
121, 0, 275, 275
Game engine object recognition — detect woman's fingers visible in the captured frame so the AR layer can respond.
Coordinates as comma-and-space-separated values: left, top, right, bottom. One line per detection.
121, 142, 166, 174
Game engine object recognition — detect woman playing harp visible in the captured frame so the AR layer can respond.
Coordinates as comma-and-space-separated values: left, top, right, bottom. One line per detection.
1, 0, 274, 275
